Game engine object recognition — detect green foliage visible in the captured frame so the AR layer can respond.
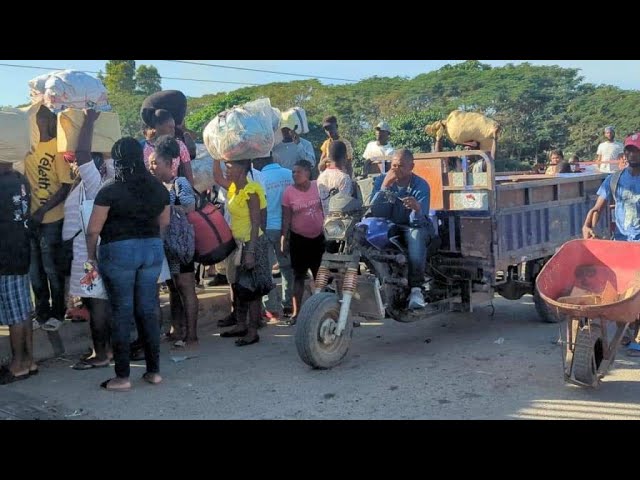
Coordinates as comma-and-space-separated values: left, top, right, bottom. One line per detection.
567, 85, 640, 159
105, 60, 136, 94
353, 110, 445, 175
100, 60, 640, 172
109, 91, 145, 138
135, 65, 161, 96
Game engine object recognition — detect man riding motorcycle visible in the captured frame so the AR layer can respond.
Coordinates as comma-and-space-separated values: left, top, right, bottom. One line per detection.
368, 149, 433, 309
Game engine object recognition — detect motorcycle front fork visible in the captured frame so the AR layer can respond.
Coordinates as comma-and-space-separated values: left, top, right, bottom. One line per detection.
315, 265, 358, 336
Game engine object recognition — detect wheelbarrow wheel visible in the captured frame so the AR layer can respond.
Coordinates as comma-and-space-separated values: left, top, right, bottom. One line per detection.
533, 287, 561, 323
573, 323, 604, 386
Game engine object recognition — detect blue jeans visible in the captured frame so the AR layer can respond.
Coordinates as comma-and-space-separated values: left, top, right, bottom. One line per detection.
100, 238, 163, 379
29, 220, 66, 321
262, 229, 293, 314
404, 226, 429, 288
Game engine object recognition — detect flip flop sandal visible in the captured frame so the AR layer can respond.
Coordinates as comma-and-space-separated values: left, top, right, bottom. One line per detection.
72, 360, 110, 370
220, 329, 248, 338
281, 317, 297, 326
42, 318, 64, 332
0, 367, 30, 385
100, 379, 131, 392
235, 336, 260, 347
142, 373, 162, 385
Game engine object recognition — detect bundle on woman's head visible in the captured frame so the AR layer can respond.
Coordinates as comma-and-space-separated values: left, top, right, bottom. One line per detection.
152, 109, 173, 128
111, 137, 145, 182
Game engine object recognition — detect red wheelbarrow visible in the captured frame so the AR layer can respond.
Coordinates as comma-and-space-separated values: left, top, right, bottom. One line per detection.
536, 239, 640, 388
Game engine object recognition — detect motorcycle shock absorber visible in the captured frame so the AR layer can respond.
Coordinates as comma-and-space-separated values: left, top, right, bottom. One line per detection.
336, 267, 359, 336
314, 266, 330, 294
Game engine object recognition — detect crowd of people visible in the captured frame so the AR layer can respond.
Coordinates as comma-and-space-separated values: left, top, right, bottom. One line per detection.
2, 100, 639, 390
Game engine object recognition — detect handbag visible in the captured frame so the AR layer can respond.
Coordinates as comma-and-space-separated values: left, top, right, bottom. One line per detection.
79, 262, 107, 298
78, 183, 95, 235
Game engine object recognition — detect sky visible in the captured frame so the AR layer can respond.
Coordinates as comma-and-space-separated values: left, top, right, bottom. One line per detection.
0, 60, 637, 107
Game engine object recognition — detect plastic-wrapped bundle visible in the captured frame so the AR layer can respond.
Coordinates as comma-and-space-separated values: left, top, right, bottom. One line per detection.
203, 98, 276, 161
191, 143, 214, 193
280, 107, 309, 134
28, 73, 54, 104
31, 70, 110, 113
271, 106, 283, 146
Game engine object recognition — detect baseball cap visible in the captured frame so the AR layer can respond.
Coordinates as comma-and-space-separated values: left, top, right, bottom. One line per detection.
624, 132, 640, 150
375, 121, 391, 132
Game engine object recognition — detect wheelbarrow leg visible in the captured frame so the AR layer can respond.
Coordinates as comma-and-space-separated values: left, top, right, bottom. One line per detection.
597, 322, 628, 378
564, 317, 580, 380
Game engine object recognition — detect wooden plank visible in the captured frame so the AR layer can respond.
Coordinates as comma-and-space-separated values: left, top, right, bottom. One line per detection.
413, 158, 444, 210
559, 181, 581, 200
497, 189, 526, 208
530, 185, 555, 203
460, 217, 492, 258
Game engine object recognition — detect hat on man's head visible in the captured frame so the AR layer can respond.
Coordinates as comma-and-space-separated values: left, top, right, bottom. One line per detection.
624, 132, 640, 150
322, 115, 337, 128
375, 121, 391, 133
604, 125, 615, 133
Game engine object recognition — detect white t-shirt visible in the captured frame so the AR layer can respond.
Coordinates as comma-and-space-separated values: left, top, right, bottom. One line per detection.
317, 167, 353, 215
362, 141, 395, 173
597, 141, 624, 173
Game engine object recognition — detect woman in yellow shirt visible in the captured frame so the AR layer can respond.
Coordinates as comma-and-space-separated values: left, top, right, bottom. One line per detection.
213, 158, 272, 346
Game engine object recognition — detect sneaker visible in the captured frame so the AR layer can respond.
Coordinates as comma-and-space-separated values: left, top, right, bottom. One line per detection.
408, 288, 426, 310
42, 317, 64, 332
32, 318, 42, 330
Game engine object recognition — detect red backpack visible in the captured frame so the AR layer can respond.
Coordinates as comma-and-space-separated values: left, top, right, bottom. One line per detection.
187, 196, 235, 265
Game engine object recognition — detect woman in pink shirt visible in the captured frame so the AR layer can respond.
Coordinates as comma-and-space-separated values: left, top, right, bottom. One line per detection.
142, 109, 194, 185
281, 160, 325, 325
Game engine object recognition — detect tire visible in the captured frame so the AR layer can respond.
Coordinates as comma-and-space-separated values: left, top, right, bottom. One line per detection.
295, 292, 353, 369
533, 286, 561, 323
572, 324, 604, 386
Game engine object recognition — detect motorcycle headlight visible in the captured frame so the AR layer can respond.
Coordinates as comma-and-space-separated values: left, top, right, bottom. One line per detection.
324, 219, 348, 240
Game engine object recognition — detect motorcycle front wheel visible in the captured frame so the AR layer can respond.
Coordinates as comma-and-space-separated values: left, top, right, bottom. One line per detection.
295, 292, 354, 369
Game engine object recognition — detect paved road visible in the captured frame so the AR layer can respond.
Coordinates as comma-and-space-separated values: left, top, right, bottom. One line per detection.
3, 295, 640, 420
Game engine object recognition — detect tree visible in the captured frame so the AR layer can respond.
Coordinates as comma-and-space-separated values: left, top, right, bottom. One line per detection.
110, 91, 145, 138
104, 60, 136, 94
567, 85, 640, 159
177, 61, 638, 172
136, 65, 162, 96
353, 110, 445, 175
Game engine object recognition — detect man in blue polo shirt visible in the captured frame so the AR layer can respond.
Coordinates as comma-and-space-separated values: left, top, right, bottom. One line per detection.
253, 153, 294, 321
